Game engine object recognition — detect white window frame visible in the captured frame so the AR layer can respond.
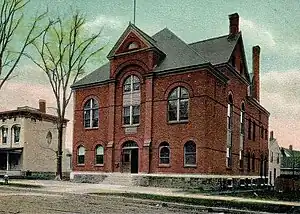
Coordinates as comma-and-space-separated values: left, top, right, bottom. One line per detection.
95, 145, 104, 165
12, 125, 21, 144
168, 87, 189, 122
123, 75, 140, 126
184, 141, 196, 166
226, 95, 233, 168
1, 126, 8, 144
77, 146, 85, 165
84, 98, 99, 128
159, 143, 170, 165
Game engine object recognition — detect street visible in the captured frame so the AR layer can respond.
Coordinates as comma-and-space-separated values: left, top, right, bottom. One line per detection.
0, 187, 225, 214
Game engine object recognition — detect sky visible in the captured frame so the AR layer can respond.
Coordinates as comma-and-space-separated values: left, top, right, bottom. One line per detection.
0, 0, 299, 150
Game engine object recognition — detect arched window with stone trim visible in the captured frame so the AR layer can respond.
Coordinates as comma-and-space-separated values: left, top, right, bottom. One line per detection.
0, 126, 8, 144
83, 98, 99, 128
11, 124, 21, 144
95, 145, 104, 165
239, 102, 245, 168
159, 142, 170, 164
226, 93, 233, 168
184, 141, 196, 166
77, 146, 85, 165
123, 75, 140, 126
168, 87, 189, 122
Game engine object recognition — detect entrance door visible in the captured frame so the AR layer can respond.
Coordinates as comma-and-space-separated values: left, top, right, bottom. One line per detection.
131, 148, 138, 173
122, 141, 139, 173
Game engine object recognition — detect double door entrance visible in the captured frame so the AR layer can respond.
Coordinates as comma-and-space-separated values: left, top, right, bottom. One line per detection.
121, 141, 139, 173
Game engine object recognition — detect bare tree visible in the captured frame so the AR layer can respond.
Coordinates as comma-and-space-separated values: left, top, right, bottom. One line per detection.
0, 0, 47, 89
25, 11, 106, 180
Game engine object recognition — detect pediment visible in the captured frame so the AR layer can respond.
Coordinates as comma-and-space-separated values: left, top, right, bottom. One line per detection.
107, 23, 163, 59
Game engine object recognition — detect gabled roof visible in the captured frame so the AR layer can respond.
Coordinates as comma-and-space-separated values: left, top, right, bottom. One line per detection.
281, 147, 300, 169
152, 28, 208, 72
72, 24, 242, 89
107, 22, 163, 59
189, 33, 240, 65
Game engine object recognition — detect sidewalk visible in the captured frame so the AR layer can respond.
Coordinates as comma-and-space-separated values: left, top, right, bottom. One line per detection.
6, 179, 300, 208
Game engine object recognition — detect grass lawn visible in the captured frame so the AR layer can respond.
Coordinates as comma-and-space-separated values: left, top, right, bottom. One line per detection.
0, 181, 43, 188
223, 190, 300, 202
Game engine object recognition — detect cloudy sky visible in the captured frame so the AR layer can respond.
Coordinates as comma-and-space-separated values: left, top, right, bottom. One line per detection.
0, 0, 299, 149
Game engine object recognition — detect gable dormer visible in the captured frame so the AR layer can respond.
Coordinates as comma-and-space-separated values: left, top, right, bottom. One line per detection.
107, 23, 165, 78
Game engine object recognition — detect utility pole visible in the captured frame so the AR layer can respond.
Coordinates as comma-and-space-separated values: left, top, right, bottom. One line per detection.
133, 0, 136, 24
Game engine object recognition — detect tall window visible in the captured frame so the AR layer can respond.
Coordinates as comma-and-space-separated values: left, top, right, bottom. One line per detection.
95, 145, 104, 165
247, 152, 251, 171
184, 141, 196, 166
252, 121, 256, 141
248, 119, 252, 140
1, 126, 8, 144
123, 75, 140, 125
226, 94, 233, 168
239, 102, 245, 168
77, 146, 85, 164
84, 99, 99, 128
168, 87, 189, 122
252, 153, 255, 172
12, 125, 20, 144
159, 142, 170, 164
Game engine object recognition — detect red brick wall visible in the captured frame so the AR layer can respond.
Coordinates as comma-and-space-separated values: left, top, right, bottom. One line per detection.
72, 47, 269, 176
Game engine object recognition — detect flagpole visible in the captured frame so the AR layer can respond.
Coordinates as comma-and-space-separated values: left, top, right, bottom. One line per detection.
133, 0, 136, 24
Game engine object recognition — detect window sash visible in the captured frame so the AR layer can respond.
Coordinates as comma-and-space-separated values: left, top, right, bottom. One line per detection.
185, 153, 196, 165
14, 127, 20, 143
123, 105, 140, 125
2, 128, 7, 144
78, 155, 85, 164
96, 155, 104, 165
159, 146, 170, 164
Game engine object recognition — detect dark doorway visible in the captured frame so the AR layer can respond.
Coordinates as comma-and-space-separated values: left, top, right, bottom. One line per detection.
131, 148, 138, 173
122, 141, 139, 174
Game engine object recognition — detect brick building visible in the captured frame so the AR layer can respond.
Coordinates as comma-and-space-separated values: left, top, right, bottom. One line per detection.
71, 13, 269, 177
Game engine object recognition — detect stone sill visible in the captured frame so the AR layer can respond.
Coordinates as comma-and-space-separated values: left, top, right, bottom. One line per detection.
84, 127, 99, 131
122, 124, 140, 128
94, 164, 104, 167
77, 164, 85, 167
158, 164, 171, 168
168, 120, 188, 125
184, 165, 197, 168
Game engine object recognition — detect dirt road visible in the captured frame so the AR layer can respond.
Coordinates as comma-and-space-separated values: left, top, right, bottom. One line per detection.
0, 188, 222, 214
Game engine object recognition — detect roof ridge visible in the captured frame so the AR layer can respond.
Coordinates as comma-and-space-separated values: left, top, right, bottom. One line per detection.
189, 33, 240, 45
130, 23, 158, 44
162, 28, 208, 63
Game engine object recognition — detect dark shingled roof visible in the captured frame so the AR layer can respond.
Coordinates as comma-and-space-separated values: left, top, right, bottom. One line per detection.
152, 28, 208, 72
72, 25, 240, 89
71, 63, 111, 88
189, 33, 240, 65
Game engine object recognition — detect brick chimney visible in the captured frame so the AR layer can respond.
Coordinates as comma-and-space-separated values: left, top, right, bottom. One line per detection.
39, 99, 46, 113
252, 46, 260, 102
270, 131, 274, 140
229, 13, 239, 35
289, 145, 293, 151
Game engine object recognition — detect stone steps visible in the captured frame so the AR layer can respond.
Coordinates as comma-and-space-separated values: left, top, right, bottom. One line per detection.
102, 173, 134, 186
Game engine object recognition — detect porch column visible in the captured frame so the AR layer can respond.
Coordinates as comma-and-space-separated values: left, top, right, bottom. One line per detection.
143, 75, 153, 173
6, 152, 9, 171
107, 81, 116, 172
